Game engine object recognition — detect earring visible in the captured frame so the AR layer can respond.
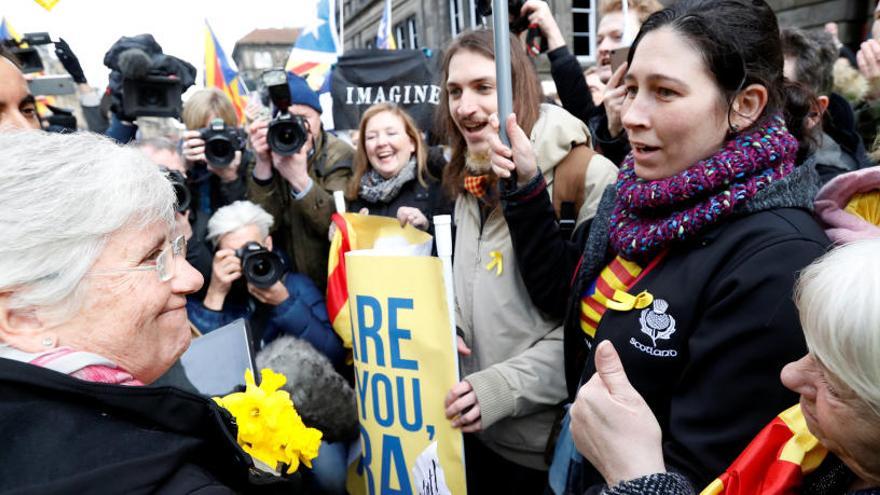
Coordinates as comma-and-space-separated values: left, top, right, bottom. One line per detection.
41, 336, 55, 348
730, 123, 740, 133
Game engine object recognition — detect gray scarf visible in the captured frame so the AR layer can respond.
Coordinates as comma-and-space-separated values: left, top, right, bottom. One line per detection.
358, 158, 417, 203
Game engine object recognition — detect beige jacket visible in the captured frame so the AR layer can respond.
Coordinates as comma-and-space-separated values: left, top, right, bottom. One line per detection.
454, 104, 617, 470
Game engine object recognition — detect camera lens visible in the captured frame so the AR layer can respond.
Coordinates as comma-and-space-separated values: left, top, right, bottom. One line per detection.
267, 116, 307, 156
205, 137, 234, 167
236, 243, 283, 289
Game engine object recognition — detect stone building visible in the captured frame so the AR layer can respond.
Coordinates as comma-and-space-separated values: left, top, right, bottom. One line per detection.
232, 28, 300, 90
341, 0, 875, 71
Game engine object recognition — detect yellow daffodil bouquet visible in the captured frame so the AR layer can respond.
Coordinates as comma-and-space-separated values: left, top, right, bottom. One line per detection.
214, 369, 323, 475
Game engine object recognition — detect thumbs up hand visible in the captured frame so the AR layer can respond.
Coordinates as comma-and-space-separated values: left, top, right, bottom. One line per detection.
570, 341, 666, 487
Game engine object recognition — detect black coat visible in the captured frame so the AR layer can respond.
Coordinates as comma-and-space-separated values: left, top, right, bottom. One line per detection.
348, 148, 451, 234
548, 46, 631, 166
502, 165, 829, 491
0, 358, 301, 494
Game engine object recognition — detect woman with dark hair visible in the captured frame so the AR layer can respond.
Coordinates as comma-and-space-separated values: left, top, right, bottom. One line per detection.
346, 103, 446, 232
438, 28, 617, 493
489, 0, 830, 492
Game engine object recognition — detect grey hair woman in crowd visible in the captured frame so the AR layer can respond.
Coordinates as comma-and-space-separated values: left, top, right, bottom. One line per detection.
575, 238, 880, 494
0, 131, 301, 493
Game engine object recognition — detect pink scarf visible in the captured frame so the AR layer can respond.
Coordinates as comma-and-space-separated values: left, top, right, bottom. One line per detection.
0, 345, 142, 386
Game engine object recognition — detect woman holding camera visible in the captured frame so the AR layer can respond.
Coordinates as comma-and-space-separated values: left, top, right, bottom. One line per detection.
490, 0, 829, 491
180, 88, 250, 212
345, 103, 448, 232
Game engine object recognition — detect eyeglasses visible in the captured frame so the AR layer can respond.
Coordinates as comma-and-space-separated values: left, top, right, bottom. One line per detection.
91, 235, 187, 282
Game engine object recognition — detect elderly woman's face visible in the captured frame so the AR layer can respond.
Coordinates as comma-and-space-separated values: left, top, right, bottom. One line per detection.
781, 353, 880, 484
53, 221, 203, 384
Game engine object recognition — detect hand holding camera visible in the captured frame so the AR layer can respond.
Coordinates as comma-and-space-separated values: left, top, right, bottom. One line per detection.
182, 118, 246, 182
204, 248, 243, 310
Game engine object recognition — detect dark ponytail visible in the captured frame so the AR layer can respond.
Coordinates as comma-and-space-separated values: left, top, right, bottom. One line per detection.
629, 0, 819, 157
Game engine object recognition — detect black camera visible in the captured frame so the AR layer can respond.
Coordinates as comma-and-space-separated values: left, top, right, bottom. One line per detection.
261, 69, 309, 156
160, 167, 191, 213
235, 242, 284, 289
3, 32, 52, 74
103, 35, 197, 120
122, 75, 183, 119
198, 118, 247, 167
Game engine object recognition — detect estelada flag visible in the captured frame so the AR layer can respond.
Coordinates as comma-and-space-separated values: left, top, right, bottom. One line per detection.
286, 0, 340, 92
203, 21, 247, 122
701, 404, 828, 495
326, 212, 432, 349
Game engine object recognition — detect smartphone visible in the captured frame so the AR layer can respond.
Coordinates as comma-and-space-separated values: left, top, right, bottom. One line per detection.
610, 46, 631, 73
28, 75, 77, 96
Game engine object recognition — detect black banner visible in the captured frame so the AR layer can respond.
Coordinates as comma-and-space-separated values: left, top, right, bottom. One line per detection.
331, 49, 440, 131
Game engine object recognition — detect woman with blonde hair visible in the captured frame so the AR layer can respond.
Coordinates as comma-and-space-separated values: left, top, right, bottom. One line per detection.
346, 102, 447, 231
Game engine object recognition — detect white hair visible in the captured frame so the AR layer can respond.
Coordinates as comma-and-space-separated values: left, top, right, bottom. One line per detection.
0, 131, 175, 321
795, 238, 880, 416
206, 200, 274, 247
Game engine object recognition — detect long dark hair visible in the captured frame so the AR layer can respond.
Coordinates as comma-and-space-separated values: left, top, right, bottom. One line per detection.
628, 0, 819, 159
434, 28, 544, 199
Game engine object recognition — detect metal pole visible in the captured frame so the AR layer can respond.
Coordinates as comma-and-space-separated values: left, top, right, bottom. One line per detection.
338, 0, 345, 53
492, 0, 513, 147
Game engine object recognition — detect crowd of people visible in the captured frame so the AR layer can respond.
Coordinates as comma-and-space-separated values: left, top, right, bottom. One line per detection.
2, 0, 880, 493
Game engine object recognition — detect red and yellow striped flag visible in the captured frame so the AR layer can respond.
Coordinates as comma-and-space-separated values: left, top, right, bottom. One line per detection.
326, 212, 434, 350
701, 404, 828, 495
204, 21, 247, 122
327, 212, 355, 349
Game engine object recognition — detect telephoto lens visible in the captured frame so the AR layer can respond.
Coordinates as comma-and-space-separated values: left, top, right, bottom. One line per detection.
234, 242, 284, 289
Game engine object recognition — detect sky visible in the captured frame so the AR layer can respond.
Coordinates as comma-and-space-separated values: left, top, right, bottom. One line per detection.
2, 0, 316, 90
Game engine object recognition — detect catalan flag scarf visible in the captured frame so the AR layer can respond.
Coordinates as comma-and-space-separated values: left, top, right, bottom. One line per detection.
701, 404, 828, 495
579, 253, 665, 337
610, 115, 798, 263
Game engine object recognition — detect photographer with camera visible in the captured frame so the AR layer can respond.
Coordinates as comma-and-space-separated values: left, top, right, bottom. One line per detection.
247, 71, 354, 292
186, 200, 345, 368
0, 48, 41, 131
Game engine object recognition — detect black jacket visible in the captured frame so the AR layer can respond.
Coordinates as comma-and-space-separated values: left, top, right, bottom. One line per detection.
502, 164, 829, 490
0, 358, 301, 494
348, 147, 451, 234
547, 46, 631, 166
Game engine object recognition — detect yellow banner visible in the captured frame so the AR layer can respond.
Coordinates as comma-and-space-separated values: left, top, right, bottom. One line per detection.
345, 254, 466, 495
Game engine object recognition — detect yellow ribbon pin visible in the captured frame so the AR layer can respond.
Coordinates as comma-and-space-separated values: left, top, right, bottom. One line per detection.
486, 251, 503, 276
606, 290, 653, 311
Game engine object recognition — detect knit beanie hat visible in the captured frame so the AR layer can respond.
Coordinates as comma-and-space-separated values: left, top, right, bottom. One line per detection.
287, 73, 322, 114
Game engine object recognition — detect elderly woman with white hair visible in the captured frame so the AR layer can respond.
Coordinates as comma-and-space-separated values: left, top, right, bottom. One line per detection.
570, 238, 880, 494
186, 200, 345, 368
0, 131, 303, 493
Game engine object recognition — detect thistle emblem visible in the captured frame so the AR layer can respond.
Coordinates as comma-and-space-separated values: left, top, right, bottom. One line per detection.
639, 299, 677, 347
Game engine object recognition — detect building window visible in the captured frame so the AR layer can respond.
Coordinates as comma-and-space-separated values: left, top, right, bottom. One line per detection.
407, 16, 418, 48
393, 15, 418, 49
449, 0, 464, 36
572, 0, 597, 63
365, 37, 375, 49
394, 22, 408, 49
467, 0, 485, 28
253, 50, 273, 69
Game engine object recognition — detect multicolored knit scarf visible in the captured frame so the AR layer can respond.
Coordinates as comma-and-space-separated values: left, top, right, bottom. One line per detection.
609, 115, 799, 262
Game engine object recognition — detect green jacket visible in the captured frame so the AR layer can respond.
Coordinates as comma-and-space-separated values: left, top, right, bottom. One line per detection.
247, 130, 354, 292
